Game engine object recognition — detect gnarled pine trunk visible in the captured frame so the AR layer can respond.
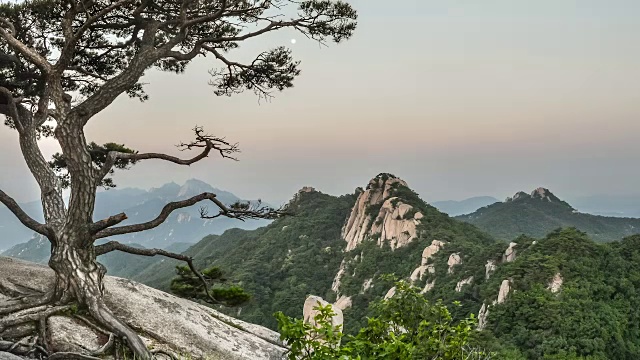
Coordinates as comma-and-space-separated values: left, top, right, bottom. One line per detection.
48, 233, 151, 359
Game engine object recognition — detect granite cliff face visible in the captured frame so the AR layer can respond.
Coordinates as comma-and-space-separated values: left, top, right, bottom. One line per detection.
341, 174, 423, 251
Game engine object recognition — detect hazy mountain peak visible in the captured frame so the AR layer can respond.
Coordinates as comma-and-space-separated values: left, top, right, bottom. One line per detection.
506, 187, 564, 205
289, 186, 319, 204
149, 182, 180, 197
531, 187, 555, 201
178, 178, 215, 197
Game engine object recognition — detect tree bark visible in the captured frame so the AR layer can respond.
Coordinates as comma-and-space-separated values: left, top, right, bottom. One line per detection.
47, 232, 152, 359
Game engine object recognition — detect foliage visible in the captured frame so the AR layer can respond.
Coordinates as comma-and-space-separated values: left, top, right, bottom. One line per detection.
170, 265, 250, 307
276, 280, 490, 360
48, 142, 137, 189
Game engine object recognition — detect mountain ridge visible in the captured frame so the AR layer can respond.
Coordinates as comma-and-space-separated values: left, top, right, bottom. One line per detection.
457, 187, 640, 242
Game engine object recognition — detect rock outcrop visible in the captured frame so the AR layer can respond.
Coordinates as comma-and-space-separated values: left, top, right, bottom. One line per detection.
303, 295, 344, 330
420, 280, 435, 294
422, 240, 445, 265
372, 197, 422, 249
485, 260, 496, 280
447, 253, 462, 274
331, 260, 346, 293
361, 278, 373, 293
341, 174, 423, 251
384, 286, 396, 300
503, 242, 517, 263
47, 316, 105, 354
410, 265, 428, 283
409, 240, 445, 284
334, 295, 352, 311
291, 186, 317, 203
0, 257, 285, 360
455, 276, 474, 292
497, 279, 511, 304
477, 303, 489, 330
548, 272, 563, 293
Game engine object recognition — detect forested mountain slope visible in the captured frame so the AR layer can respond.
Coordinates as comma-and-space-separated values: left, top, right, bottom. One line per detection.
456, 188, 640, 242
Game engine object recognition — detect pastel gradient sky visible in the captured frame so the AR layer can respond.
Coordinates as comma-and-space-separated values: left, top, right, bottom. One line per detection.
1, 0, 639, 205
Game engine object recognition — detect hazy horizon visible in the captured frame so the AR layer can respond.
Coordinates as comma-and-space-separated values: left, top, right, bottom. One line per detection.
2, 0, 639, 207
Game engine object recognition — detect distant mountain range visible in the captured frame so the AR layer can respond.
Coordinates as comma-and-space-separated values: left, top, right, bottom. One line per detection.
431, 196, 499, 216
432, 193, 640, 219
0, 179, 272, 252
456, 187, 640, 242
568, 194, 640, 218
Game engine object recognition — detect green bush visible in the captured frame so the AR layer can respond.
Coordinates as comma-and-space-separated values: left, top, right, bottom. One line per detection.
275, 280, 492, 360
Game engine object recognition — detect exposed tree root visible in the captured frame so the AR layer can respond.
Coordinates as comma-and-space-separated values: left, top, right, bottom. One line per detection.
0, 296, 152, 360
0, 293, 53, 316
151, 349, 179, 360
85, 298, 153, 360
0, 336, 48, 358
48, 352, 103, 360
0, 277, 45, 298
91, 332, 115, 356
0, 304, 71, 333
0, 286, 158, 360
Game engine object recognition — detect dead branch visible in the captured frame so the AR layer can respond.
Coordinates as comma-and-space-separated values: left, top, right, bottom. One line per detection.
96, 126, 238, 183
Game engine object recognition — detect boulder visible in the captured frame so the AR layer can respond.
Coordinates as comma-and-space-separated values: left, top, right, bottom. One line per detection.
477, 303, 489, 331
447, 253, 462, 274
384, 287, 396, 300
485, 260, 496, 280
333, 295, 352, 311
455, 276, 473, 292
497, 279, 511, 304
503, 242, 517, 263
421, 240, 445, 265
548, 272, 563, 293
303, 295, 343, 329
420, 280, 435, 294
0, 257, 285, 360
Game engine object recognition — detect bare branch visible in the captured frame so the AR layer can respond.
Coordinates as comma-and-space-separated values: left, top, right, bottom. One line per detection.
96, 126, 238, 183
94, 240, 224, 305
0, 188, 50, 236
93, 192, 285, 239
90, 213, 128, 234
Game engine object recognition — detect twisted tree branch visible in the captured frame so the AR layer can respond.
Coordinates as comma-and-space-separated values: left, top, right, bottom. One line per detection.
92, 191, 283, 238
94, 240, 223, 305
95, 126, 238, 183
0, 188, 49, 236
